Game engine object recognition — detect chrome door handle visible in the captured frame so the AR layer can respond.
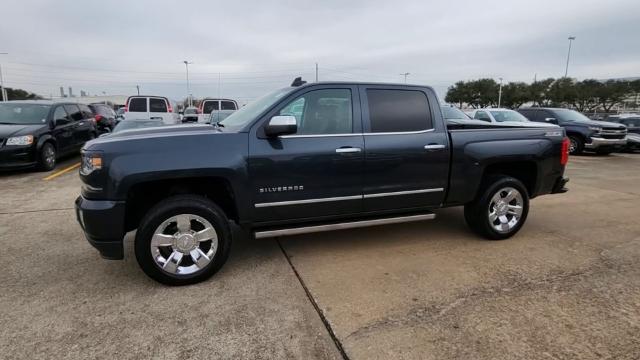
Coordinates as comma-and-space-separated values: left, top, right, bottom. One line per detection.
335, 147, 362, 153
78, 121, 84, 126
424, 144, 445, 150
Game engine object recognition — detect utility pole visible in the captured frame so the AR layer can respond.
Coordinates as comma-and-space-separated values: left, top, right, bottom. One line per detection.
0, 52, 8, 102
564, 36, 576, 78
400, 72, 410, 83
498, 77, 503, 108
315, 63, 319, 82
136, 85, 140, 95
183, 60, 193, 107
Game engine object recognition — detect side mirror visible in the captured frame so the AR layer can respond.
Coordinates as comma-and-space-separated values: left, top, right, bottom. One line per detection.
544, 117, 558, 124
265, 115, 297, 136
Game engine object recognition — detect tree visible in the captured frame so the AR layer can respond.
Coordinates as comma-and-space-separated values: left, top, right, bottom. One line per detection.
4, 87, 42, 100
572, 79, 601, 112
500, 82, 530, 109
528, 78, 555, 106
444, 81, 468, 108
596, 80, 631, 113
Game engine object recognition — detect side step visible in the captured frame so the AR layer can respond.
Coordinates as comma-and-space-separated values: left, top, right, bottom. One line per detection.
254, 213, 436, 239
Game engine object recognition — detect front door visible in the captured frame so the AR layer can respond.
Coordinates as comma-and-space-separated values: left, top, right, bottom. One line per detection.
360, 86, 450, 212
249, 86, 364, 223
51, 106, 75, 153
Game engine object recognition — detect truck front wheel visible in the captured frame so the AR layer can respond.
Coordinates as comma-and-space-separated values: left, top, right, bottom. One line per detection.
464, 176, 530, 240
134, 195, 232, 285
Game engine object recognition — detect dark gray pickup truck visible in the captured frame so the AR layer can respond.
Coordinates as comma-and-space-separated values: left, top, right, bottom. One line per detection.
76, 80, 570, 285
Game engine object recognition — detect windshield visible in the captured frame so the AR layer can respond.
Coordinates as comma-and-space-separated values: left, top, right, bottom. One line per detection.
219, 87, 293, 130
441, 106, 469, 120
552, 108, 594, 123
113, 120, 164, 133
490, 110, 529, 122
0, 103, 50, 125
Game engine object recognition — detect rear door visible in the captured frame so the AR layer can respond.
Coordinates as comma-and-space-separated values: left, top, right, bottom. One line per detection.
249, 85, 364, 223
360, 86, 450, 212
149, 97, 171, 124
200, 100, 220, 123
126, 97, 149, 120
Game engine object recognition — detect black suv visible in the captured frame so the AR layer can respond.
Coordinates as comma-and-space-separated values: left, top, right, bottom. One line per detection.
518, 107, 627, 155
0, 100, 98, 171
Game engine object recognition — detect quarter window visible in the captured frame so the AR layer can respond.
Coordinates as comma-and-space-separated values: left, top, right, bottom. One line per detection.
128, 98, 147, 112
150, 98, 168, 112
367, 89, 432, 132
279, 89, 353, 135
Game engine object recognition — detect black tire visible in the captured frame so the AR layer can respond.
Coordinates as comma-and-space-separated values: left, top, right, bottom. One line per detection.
568, 135, 584, 155
135, 195, 232, 286
37, 142, 56, 171
464, 176, 530, 240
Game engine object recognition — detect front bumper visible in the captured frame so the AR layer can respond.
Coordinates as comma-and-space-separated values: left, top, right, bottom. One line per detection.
584, 136, 627, 149
75, 196, 126, 260
0, 145, 37, 170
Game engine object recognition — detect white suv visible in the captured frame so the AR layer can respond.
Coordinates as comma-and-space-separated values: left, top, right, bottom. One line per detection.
123, 96, 179, 124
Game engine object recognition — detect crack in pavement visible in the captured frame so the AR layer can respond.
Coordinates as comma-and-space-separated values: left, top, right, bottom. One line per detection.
0, 207, 74, 215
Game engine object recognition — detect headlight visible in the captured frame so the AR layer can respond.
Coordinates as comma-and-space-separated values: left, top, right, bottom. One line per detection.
80, 152, 103, 175
588, 126, 602, 132
6, 135, 34, 146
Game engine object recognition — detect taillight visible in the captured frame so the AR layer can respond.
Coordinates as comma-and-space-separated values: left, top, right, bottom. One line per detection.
95, 115, 103, 122
124, 103, 128, 112
561, 137, 570, 165
167, 101, 173, 113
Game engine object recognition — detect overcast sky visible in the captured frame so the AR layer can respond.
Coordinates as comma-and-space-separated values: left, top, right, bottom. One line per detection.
1, 0, 639, 102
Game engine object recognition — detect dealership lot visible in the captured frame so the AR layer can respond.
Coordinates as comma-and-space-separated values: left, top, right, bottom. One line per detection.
1, 154, 639, 359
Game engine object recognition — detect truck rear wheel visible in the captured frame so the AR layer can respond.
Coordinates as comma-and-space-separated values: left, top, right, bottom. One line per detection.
464, 176, 529, 240
134, 195, 232, 285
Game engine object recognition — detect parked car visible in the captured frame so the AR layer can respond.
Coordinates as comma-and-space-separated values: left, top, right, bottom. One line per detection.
469, 108, 558, 128
109, 119, 165, 135
123, 96, 179, 124
88, 103, 117, 134
76, 81, 569, 285
182, 107, 200, 123
198, 98, 238, 123
0, 100, 98, 171
518, 108, 627, 155
606, 115, 640, 152
115, 107, 125, 122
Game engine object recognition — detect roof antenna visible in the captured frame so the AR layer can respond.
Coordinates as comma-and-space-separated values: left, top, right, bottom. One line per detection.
291, 77, 306, 87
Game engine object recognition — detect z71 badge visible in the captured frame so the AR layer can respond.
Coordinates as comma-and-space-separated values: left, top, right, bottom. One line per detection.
259, 185, 304, 193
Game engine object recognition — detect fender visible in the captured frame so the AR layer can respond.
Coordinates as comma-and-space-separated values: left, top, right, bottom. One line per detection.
36, 134, 57, 151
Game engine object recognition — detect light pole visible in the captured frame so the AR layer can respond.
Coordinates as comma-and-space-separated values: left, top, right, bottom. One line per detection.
183, 60, 193, 107
0, 52, 8, 102
564, 36, 576, 78
400, 72, 410, 83
498, 77, 503, 108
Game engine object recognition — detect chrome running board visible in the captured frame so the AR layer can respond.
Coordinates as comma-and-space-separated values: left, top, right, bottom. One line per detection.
254, 213, 436, 239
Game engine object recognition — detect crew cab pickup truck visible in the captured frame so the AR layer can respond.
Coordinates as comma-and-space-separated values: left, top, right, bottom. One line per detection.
76, 80, 570, 285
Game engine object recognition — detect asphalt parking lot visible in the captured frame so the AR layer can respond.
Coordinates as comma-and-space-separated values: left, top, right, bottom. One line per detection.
1, 154, 639, 359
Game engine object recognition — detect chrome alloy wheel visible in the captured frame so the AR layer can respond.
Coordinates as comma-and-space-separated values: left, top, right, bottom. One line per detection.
44, 146, 55, 168
150, 214, 218, 276
569, 138, 577, 154
488, 187, 524, 233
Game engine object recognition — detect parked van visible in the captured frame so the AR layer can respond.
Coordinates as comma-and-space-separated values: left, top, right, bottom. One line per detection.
123, 96, 179, 124
198, 98, 238, 123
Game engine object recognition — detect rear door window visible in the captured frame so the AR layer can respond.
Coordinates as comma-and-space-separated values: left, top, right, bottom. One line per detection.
202, 100, 219, 113
64, 104, 83, 121
221, 101, 237, 110
128, 97, 147, 112
366, 89, 432, 132
149, 98, 168, 112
